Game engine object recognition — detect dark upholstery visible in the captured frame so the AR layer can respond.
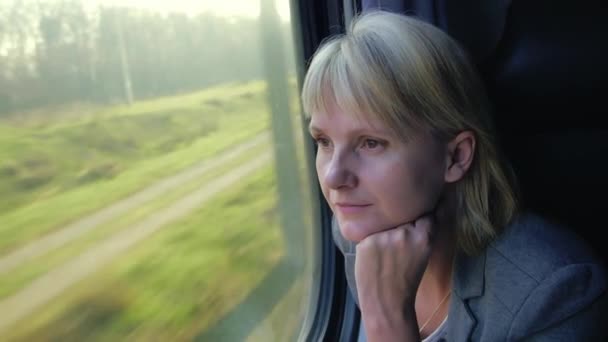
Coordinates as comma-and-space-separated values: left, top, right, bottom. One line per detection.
362, 0, 608, 263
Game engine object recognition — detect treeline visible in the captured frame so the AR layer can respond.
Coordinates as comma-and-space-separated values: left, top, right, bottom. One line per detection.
0, 0, 294, 115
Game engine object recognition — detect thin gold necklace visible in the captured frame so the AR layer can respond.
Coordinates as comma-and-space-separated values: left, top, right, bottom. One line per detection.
418, 290, 451, 334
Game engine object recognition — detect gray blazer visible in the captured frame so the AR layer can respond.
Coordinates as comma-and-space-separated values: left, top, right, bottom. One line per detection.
334, 213, 608, 341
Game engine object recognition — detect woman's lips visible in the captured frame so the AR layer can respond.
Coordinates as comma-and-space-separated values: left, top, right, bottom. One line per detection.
334, 203, 371, 214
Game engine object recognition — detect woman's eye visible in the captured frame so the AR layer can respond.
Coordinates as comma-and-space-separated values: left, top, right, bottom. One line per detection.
362, 138, 381, 149
315, 137, 331, 148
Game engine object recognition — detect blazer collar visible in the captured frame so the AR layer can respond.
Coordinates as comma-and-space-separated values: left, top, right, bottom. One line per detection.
453, 249, 486, 299
449, 249, 486, 340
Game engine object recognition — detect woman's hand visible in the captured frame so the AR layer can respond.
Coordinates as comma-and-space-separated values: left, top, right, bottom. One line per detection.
355, 215, 434, 342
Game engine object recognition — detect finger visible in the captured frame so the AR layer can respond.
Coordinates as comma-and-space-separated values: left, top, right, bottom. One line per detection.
414, 214, 434, 230
411, 214, 435, 242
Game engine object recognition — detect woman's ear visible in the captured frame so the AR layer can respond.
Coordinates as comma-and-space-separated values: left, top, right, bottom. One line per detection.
444, 131, 476, 183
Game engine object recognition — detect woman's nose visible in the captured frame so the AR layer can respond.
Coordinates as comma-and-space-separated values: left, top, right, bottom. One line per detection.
323, 152, 357, 190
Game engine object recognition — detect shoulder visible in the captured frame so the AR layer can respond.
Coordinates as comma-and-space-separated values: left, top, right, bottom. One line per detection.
484, 213, 608, 339
488, 212, 604, 281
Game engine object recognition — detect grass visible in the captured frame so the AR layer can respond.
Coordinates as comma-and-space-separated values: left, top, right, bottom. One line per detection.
1, 80, 268, 129
0, 76, 316, 341
0, 142, 272, 299
0, 81, 272, 254
3, 166, 305, 342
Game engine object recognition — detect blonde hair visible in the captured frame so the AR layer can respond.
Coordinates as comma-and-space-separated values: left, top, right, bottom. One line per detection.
301, 11, 519, 255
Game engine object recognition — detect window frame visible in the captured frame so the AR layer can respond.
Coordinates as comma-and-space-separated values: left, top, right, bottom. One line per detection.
292, 0, 362, 341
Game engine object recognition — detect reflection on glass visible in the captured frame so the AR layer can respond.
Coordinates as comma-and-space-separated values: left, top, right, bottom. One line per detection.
0, 0, 318, 340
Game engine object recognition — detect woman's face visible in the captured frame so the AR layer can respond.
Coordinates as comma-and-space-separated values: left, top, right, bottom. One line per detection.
310, 101, 449, 242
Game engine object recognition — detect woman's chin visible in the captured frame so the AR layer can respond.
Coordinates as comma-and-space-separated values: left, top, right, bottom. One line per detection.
337, 216, 420, 242
338, 220, 382, 243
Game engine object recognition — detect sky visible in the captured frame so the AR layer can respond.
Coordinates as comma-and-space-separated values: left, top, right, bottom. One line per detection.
81, 0, 292, 20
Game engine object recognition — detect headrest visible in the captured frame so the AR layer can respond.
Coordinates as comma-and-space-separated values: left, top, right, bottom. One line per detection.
477, 0, 608, 259
480, 0, 607, 132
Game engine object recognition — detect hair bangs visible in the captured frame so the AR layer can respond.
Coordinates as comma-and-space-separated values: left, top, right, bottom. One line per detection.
340, 34, 423, 139
302, 21, 430, 141
302, 38, 376, 123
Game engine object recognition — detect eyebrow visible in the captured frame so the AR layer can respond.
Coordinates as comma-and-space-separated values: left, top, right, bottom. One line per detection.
308, 125, 322, 135
308, 124, 394, 139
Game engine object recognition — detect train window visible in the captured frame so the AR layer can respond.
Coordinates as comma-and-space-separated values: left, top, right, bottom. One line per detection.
0, 0, 322, 340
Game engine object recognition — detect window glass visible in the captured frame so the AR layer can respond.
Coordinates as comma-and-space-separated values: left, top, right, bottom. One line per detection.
0, 0, 320, 340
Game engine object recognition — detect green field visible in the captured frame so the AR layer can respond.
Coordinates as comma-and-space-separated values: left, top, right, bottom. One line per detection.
0, 79, 313, 341
0, 142, 271, 299
5, 167, 305, 341
0, 81, 271, 254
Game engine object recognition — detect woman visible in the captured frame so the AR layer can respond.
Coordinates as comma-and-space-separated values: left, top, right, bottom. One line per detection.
301, 11, 607, 341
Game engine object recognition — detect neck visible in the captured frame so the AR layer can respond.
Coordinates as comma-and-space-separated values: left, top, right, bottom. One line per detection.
418, 221, 456, 299
415, 192, 458, 318
414, 217, 456, 338
421, 188, 458, 294
415, 190, 459, 338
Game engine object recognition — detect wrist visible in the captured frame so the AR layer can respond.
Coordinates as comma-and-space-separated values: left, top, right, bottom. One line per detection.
360, 304, 419, 342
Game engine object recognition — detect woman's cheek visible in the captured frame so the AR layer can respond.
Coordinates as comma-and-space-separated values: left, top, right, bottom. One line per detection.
387, 184, 442, 225
377, 184, 430, 227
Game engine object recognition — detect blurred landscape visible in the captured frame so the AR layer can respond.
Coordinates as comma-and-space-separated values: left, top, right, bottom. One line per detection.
0, 0, 315, 340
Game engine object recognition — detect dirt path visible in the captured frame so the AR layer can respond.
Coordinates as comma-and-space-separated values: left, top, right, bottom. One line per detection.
0, 133, 269, 275
0, 150, 272, 333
